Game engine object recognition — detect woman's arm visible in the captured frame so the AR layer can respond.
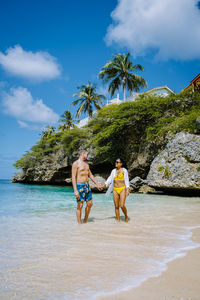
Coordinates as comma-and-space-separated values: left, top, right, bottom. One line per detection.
102, 169, 114, 189
124, 168, 130, 188
124, 168, 130, 196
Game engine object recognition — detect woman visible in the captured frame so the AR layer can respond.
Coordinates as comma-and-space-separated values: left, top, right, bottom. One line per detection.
102, 158, 130, 222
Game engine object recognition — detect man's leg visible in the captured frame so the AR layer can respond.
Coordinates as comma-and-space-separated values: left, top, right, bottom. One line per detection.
113, 190, 120, 221
84, 200, 93, 223
76, 202, 83, 224
120, 188, 128, 222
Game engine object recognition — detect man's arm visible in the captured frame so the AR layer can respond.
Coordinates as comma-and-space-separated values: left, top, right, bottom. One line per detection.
101, 169, 113, 190
88, 168, 102, 190
72, 162, 79, 200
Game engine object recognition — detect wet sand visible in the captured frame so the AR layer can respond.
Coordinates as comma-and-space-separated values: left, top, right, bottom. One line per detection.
100, 227, 200, 300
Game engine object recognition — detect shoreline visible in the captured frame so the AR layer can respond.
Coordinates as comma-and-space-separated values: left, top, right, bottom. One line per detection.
9, 180, 200, 196
99, 227, 200, 300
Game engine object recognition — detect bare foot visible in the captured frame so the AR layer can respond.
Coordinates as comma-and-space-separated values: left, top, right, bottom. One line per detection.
125, 216, 129, 222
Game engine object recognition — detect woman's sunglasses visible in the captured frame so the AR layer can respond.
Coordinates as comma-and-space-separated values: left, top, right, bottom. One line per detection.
115, 161, 121, 163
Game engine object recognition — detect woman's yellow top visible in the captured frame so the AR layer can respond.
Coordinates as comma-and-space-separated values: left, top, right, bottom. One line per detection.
114, 169, 125, 181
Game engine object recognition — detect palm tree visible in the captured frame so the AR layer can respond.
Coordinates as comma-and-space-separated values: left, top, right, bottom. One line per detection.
58, 123, 68, 131
99, 52, 147, 102
58, 110, 76, 130
41, 125, 55, 138
72, 82, 105, 119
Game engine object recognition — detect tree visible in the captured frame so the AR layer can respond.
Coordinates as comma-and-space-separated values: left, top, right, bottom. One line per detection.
41, 125, 55, 138
72, 82, 105, 119
58, 110, 76, 130
99, 52, 147, 102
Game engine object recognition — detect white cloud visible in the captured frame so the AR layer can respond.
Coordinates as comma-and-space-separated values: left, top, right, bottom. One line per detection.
106, 0, 200, 60
17, 120, 30, 128
17, 120, 42, 130
2, 87, 59, 125
0, 45, 61, 81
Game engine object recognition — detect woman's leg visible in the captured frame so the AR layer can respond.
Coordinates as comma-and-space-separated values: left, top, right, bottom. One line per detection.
113, 190, 120, 221
120, 188, 128, 222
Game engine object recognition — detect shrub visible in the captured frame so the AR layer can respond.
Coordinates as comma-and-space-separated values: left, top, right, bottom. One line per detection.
14, 91, 200, 170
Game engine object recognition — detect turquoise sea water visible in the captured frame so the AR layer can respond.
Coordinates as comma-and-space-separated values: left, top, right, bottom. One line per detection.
0, 179, 200, 300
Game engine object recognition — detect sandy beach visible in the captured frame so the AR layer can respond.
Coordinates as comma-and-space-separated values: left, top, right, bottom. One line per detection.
1, 181, 200, 300
100, 227, 200, 300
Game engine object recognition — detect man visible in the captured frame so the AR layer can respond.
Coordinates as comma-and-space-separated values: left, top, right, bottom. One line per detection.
72, 150, 101, 224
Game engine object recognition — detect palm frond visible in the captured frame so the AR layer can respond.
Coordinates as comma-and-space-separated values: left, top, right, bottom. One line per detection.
99, 52, 146, 97
76, 103, 85, 118
72, 82, 104, 118
108, 77, 121, 97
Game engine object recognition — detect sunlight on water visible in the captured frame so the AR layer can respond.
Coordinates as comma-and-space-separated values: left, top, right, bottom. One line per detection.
0, 180, 200, 300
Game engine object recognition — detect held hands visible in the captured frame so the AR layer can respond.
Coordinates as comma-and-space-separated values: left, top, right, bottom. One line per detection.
97, 185, 103, 191
97, 184, 105, 191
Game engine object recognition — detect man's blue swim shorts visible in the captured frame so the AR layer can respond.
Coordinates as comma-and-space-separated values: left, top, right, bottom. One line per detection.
76, 182, 92, 202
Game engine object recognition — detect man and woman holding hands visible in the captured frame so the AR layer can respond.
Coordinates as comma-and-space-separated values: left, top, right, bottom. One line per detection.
72, 150, 130, 224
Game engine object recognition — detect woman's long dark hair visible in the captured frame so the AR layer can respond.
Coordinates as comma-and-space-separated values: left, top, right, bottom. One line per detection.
115, 158, 127, 168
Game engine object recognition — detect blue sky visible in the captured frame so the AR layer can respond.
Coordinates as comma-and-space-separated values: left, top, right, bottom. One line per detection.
1, 0, 200, 179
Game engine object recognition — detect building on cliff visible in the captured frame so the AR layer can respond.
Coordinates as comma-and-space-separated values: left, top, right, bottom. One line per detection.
77, 86, 175, 128
106, 86, 175, 105
127, 85, 175, 101
77, 111, 97, 128
106, 93, 122, 105
183, 73, 200, 92
77, 94, 122, 128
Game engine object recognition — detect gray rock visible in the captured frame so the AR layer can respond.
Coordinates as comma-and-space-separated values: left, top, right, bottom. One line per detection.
11, 171, 26, 182
12, 148, 71, 184
138, 185, 155, 194
130, 176, 147, 192
147, 132, 200, 190
89, 175, 106, 192
65, 178, 72, 184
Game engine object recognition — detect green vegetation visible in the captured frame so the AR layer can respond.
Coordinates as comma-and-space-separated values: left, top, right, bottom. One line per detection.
158, 166, 165, 172
14, 89, 200, 171
14, 131, 62, 169
99, 52, 147, 101
58, 110, 76, 130
158, 165, 172, 179
62, 127, 90, 154
197, 165, 200, 172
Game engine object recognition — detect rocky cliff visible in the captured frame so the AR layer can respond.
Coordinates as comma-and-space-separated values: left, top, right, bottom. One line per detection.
11, 142, 155, 188
12, 91, 200, 194
147, 132, 200, 193
12, 131, 200, 194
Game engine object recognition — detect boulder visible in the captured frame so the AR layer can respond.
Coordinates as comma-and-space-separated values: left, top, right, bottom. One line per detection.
138, 185, 155, 194
130, 176, 147, 192
89, 175, 106, 192
65, 178, 72, 184
147, 132, 200, 191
